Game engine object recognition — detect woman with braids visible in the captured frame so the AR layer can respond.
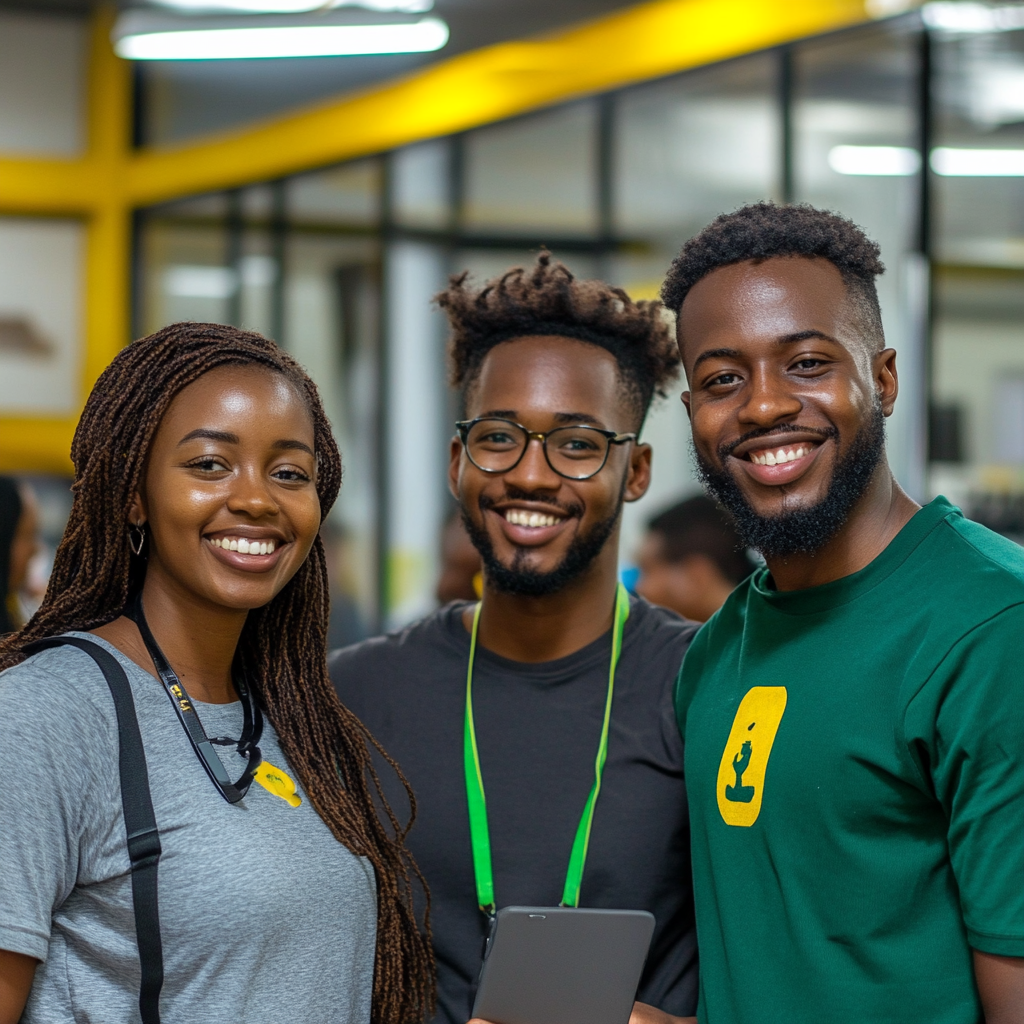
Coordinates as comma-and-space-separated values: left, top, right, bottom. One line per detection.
0, 323, 433, 1024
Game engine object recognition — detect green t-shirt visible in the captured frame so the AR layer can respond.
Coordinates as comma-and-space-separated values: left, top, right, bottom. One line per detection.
676, 497, 1024, 1024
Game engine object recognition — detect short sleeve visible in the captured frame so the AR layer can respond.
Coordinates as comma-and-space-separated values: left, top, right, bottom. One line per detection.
903, 603, 1024, 956
0, 653, 110, 961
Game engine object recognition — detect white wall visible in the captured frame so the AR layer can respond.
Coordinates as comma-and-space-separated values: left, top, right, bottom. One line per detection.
0, 217, 85, 415
0, 12, 87, 156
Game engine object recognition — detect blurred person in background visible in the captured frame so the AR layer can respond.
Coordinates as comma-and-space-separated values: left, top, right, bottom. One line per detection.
635, 495, 754, 622
332, 254, 699, 1024
321, 518, 369, 649
0, 477, 41, 635
435, 509, 483, 605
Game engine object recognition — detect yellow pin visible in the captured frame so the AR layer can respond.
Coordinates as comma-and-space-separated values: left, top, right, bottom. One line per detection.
253, 760, 302, 807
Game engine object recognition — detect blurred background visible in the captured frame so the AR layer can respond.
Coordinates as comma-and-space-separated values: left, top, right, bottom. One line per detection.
1, 0, 1022, 633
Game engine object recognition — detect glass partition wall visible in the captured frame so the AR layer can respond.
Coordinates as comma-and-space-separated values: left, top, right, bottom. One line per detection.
136, 10, 1024, 628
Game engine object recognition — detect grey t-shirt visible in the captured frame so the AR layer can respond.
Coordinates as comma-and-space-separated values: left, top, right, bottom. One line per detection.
0, 633, 377, 1024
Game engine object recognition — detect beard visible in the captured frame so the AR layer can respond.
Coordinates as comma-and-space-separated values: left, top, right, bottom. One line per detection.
693, 402, 887, 559
461, 483, 624, 597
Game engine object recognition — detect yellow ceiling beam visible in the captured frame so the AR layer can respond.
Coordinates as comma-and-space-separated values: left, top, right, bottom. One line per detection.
127, 0, 872, 205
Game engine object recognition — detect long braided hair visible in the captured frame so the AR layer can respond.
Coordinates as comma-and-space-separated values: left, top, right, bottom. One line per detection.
0, 322, 435, 1024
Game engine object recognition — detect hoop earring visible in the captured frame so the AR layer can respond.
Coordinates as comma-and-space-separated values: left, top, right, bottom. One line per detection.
128, 522, 147, 557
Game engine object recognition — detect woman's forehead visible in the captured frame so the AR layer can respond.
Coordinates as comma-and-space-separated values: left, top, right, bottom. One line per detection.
158, 365, 314, 439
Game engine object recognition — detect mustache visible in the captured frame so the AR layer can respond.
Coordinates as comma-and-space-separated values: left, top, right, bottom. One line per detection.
479, 485, 584, 520
718, 423, 838, 461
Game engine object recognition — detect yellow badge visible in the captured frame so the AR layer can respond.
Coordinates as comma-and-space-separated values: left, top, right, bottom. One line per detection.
253, 760, 302, 807
716, 686, 787, 827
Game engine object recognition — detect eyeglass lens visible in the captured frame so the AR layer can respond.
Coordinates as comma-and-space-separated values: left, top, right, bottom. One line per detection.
465, 419, 610, 480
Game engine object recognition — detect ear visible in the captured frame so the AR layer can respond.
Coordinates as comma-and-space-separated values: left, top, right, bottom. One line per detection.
681, 389, 692, 420
624, 442, 653, 503
128, 492, 147, 527
874, 348, 899, 417
448, 435, 463, 501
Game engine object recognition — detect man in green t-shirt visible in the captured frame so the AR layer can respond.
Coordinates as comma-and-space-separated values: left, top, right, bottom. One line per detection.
657, 203, 1024, 1024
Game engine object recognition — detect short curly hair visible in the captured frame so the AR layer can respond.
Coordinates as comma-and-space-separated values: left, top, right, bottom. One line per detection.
661, 202, 886, 345
438, 252, 680, 430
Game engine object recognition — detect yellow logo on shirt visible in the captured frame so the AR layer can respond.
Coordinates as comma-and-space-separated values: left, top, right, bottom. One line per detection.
253, 760, 302, 807
716, 687, 787, 827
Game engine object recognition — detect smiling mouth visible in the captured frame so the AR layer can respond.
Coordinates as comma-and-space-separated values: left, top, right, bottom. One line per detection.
503, 509, 565, 528
208, 536, 278, 555
745, 442, 820, 467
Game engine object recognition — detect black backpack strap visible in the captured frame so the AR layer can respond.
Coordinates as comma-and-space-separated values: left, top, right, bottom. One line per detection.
25, 636, 164, 1024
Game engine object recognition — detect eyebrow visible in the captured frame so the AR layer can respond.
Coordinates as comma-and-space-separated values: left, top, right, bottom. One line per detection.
691, 330, 842, 372
178, 429, 238, 446
177, 429, 314, 457
272, 439, 315, 457
479, 410, 604, 427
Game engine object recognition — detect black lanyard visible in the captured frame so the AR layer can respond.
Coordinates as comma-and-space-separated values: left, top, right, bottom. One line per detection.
126, 592, 263, 804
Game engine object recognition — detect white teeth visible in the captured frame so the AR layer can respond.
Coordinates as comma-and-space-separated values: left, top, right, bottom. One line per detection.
750, 445, 812, 467
505, 509, 560, 528
212, 537, 276, 553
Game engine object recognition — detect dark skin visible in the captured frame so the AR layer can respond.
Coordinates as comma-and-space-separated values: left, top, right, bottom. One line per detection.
681, 255, 918, 592
634, 534, 734, 623
674, 254, 1024, 1023
0, 365, 322, 1024
450, 334, 652, 662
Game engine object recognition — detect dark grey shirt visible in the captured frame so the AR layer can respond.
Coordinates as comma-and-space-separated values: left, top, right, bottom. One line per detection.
0, 634, 377, 1024
331, 596, 699, 1024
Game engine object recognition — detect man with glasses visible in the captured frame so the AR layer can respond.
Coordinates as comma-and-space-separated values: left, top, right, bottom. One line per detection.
331, 254, 699, 1024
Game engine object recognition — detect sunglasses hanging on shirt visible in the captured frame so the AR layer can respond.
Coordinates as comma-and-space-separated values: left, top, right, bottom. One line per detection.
126, 591, 263, 803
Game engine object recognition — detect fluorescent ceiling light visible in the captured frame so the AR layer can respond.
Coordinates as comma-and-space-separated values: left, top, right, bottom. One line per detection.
829, 145, 1024, 176
165, 265, 236, 299
969, 65, 1024, 125
116, 15, 448, 58
931, 147, 1024, 175
149, 0, 431, 12
828, 145, 921, 175
164, 257, 277, 297
922, 2, 1024, 32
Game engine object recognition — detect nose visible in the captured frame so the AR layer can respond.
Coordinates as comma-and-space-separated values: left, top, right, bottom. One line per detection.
227, 464, 280, 518
502, 434, 562, 493
737, 364, 802, 429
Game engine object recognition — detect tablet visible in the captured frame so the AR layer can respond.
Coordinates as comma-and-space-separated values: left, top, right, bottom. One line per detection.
471, 906, 656, 1024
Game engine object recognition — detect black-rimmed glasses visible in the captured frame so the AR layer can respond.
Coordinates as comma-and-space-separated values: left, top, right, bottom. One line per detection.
456, 417, 637, 481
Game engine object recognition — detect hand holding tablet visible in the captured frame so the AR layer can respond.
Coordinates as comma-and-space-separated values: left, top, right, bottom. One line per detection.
470, 907, 656, 1024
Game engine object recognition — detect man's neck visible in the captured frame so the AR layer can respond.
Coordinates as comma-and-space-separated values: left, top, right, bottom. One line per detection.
465, 541, 622, 663
765, 462, 920, 592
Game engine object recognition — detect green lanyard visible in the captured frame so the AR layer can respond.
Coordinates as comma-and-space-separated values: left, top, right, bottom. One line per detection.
463, 582, 631, 918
